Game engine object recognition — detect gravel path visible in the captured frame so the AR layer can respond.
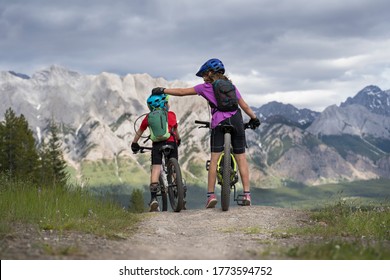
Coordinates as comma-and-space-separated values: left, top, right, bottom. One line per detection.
1, 206, 311, 260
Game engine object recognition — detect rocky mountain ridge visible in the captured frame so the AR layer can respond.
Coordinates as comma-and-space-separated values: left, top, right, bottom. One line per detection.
1, 66, 389, 186
341, 85, 390, 116
254, 101, 320, 128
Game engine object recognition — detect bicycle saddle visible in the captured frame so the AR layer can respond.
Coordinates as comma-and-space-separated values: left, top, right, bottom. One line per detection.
160, 144, 174, 155
219, 123, 235, 132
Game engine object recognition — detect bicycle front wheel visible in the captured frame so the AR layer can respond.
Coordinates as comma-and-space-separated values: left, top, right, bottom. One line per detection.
221, 132, 232, 211
167, 158, 184, 212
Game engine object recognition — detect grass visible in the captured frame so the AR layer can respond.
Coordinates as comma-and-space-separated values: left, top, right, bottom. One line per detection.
239, 197, 390, 259
250, 179, 390, 209
2, 174, 389, 260
42, 243, 82, 257
280, 199, 390, 259
80, 157, 150, 187
304, 200, 390, 240
285, 241, 390, 260
0, 177, 142, 240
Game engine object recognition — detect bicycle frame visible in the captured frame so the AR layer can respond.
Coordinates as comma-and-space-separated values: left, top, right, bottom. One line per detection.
133, 114, 185, 212
196, 120, 250, 209
138, 143, 184, 212
213, 135, 247, 207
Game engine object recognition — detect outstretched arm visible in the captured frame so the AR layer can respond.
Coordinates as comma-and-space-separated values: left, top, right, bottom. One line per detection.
153, 87, 197, 96
164, 87, 197, 96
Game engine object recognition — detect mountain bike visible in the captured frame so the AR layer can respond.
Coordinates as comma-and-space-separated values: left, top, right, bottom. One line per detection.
135, 143, 185, 212
195, 120, 251, 211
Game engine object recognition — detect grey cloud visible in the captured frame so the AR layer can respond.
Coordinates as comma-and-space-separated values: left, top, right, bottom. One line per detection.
1, 0, 390, 110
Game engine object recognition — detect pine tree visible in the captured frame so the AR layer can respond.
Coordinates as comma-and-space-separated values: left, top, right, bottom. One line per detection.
128, 188, 145, 213
38, 119, 69, 188
0, 108, 39, 180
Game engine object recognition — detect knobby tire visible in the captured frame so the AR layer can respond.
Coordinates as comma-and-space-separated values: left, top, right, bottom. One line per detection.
167, 158, 184, 212
221, 132, 232, 211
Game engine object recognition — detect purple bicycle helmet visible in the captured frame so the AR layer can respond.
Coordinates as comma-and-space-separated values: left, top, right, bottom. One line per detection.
196, 58, 225, 77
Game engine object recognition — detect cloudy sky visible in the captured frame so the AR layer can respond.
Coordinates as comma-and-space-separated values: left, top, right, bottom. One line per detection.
1, 0, 390, 111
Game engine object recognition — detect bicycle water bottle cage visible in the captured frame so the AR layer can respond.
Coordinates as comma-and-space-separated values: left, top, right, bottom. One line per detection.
160, 144, 174, 156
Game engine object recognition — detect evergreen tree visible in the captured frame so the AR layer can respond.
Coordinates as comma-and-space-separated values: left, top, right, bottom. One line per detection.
0, 108, 39, 180
128, 188, 145, 213
38, 119, 69, 188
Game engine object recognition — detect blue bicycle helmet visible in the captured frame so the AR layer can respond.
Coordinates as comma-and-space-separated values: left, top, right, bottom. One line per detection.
196, 58, 225, 77
147, 94, 169, 111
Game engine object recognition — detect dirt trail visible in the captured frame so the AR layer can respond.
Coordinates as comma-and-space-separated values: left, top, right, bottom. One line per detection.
119, 206, 311, 260
1, 206, 311, 260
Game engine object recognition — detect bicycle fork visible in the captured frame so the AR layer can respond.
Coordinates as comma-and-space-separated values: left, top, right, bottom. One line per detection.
206, 157, 245, 206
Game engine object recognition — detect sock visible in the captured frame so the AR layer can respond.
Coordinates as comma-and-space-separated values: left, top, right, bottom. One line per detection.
207, 192, 214, 197
244, 191, 250, 194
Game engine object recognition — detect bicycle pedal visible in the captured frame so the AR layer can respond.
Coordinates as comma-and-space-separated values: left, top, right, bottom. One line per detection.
235, 194, 246, 205
231, 174, 239, 185
205, 160, 210, 171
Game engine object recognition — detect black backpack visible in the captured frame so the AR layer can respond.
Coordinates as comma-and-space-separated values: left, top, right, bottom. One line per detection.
210, 79, 238, 112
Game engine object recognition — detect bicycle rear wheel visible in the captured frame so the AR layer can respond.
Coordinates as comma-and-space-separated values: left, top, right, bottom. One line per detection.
158, 174, 168, 211
221, 132, 232, 211
167, 158, 184, 212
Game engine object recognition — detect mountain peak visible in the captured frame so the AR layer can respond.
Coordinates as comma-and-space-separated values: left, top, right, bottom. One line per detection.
340, 85, 390, 116
359, 85, 382, 95
8, 71, 30, 80
255, 101, 320, 127
31, 65, 81, 82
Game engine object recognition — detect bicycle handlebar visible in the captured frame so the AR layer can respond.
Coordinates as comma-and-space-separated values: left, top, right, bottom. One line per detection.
194, 120, 210, 128
195, 120, 251, 130
133, 146, 152, 154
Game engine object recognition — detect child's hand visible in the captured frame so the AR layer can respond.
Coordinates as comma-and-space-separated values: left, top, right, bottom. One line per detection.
249, 118, 261, 129
152, 87, 165, 95
131, 143, 140, 153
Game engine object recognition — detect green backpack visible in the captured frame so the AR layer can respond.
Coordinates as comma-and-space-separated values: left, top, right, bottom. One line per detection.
147, 109, 171, 142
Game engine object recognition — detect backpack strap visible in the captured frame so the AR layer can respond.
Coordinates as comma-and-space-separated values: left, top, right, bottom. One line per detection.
208, 102, 219, 116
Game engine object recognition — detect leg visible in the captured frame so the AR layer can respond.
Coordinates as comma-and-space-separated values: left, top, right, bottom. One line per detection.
234, 153, 250, 192
207, 152, 221, 193
151, 164, 161, 184
149, 143, 163, 211
234, 153, 251, 206
205, 152, 220, 208
149, 164, 162, 211
207, 126, 224, 208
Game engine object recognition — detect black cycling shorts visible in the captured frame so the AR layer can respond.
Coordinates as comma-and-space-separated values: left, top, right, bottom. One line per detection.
210, 110, 246, 154
151, 141, 178, 165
